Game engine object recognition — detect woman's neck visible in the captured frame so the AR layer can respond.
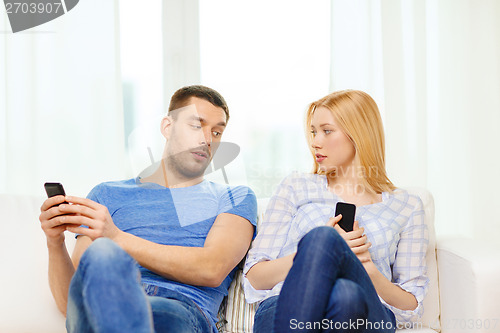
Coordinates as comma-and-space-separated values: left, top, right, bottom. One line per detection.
326, 165, 381, 206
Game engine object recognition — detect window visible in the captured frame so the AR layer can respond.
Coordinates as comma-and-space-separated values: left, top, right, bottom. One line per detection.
200, 0, 331, 196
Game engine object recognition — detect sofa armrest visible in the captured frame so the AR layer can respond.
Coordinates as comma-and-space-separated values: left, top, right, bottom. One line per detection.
437, 238, 500, 333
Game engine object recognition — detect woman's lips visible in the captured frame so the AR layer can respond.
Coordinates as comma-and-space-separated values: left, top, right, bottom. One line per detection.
316, 154, 326, 163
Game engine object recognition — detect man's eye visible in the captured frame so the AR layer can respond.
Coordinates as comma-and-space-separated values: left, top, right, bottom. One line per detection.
213, 131, 222, 137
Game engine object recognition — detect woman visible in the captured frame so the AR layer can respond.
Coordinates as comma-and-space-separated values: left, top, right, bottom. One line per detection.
243, 90, 429, 333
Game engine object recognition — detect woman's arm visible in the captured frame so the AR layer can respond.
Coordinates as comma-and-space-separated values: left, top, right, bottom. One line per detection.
359, 194, 429, 316
245, 253, 295, 290
246, 214, 347, 290
360, 258, 418, 310
243, 174, 300, 295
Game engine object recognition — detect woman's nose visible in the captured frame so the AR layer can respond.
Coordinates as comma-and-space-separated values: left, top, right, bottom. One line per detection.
311, 135, 321, 149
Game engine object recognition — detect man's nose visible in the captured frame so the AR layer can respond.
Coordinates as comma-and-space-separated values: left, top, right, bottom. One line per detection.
200, 128, 212, 146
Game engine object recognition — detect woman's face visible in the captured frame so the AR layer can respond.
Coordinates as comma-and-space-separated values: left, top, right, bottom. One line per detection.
310, 106, 356, 174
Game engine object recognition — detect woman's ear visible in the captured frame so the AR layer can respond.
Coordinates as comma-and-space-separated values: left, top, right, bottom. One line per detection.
160, 115, 173, 140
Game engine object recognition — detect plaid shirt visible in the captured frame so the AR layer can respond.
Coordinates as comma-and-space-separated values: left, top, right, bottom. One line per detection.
243, 172, 429, 323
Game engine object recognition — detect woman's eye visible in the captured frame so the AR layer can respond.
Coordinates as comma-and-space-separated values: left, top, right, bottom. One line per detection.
310, 130, 317, 136
324, 130, 332, 134
191, 125, 202, 129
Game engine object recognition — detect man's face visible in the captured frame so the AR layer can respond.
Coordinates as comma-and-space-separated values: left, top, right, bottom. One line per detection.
164, 97, 227, 179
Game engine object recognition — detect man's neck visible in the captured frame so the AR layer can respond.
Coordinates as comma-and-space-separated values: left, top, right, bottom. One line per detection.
140, 159, 204, 188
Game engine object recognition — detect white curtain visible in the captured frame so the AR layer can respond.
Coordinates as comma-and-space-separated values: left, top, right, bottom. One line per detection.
3, 0, 498, 242
329, 0, 500, 240
0, 0, 126, 197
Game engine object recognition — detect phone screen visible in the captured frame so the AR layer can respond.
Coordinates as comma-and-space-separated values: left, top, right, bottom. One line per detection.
335, 202, 356, 232
44, 182, 67, 207
44, 182, 66, 198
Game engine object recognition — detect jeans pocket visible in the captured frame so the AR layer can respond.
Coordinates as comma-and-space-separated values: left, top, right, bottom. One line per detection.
142, 283, 159, 296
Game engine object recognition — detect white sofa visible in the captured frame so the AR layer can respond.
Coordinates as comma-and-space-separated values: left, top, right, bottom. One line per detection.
1, 190, 499, 333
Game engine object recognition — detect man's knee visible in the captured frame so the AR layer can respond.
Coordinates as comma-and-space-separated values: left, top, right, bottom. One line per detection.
80, 237, 132, 272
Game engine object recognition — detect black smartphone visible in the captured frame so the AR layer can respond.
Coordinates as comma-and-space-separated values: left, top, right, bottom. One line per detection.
335, 202, 356, 232
44, 182, 67, 206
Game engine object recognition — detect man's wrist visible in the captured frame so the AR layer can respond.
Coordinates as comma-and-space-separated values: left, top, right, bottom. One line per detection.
46, 234, 65, 249
109, 229, 127, 248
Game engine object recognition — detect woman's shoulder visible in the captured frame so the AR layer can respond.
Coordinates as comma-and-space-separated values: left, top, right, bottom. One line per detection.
279, 171, 325, 186
270, 172, 327, 201
387, 188, 425, 212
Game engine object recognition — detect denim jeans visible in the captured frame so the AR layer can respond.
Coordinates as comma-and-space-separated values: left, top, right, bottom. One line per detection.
66, 238, 213, 333
254, 226, 396, 333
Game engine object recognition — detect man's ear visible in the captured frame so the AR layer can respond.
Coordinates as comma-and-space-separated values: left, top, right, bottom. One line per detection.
160, 115, 173, 140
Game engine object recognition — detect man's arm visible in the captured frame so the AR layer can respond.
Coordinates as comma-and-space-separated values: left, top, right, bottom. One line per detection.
60, 196, 255, 287
39, 195, 79, 315
112, 212, 254, 287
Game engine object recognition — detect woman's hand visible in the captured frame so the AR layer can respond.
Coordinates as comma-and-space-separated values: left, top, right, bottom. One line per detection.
328, 218, 371, 255
356, 247, 378, 276
329, 218, 377, 275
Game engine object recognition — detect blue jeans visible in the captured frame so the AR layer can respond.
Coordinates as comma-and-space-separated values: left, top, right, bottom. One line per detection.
254, 226, 396, 333
66, 238, 214, 333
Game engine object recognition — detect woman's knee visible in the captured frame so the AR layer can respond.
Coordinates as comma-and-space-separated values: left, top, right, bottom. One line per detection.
254, 296, 278, 333
298, 226, 344, 253
327, 279, 368, 317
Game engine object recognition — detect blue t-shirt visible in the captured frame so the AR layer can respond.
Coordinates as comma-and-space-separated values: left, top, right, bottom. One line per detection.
85, 177, 257, 329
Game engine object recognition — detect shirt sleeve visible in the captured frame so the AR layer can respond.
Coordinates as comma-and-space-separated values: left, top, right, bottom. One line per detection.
86, 183, 104, 203
383, 195, 429, 324
242, 174, 298, 303
218, 185, 258, 235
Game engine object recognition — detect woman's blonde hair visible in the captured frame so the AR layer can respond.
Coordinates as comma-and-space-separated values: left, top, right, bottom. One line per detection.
305, 90, 396, 194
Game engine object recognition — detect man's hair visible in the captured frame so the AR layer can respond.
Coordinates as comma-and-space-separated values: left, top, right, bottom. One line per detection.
168, 85, 229, 122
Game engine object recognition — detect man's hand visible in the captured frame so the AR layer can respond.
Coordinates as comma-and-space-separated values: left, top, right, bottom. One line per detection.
54, 196, 121, 241
39, 195, 79, 246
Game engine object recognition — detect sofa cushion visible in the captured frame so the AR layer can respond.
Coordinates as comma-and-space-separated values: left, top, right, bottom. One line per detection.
0, 194, 67, 333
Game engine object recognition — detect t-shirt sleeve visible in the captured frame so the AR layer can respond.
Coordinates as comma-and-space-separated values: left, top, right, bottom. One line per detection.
218, 185, 258, 236
86, 183, 104, 203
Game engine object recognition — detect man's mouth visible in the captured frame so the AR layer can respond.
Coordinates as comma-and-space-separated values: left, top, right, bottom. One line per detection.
192, 150, 209, 161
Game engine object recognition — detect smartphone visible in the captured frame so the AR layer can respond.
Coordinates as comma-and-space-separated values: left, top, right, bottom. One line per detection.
44, 182, 67, 206
335, 202, 356, 232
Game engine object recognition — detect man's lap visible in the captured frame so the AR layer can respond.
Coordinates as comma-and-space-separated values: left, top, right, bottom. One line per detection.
68, 239, 215, 333
143, 283, 214, 333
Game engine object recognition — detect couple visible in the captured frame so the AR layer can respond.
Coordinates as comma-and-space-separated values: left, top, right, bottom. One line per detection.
39, 85, 429, 333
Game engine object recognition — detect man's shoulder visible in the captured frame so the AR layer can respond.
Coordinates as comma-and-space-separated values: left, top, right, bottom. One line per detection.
94, 178, 137, 189
87, 178, 137, 199
202, 180, 256, 199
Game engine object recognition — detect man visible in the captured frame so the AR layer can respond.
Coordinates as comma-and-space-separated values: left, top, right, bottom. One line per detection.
39, 85, 257, 332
